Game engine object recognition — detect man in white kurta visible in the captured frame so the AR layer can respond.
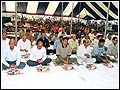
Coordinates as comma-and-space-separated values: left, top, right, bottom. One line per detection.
77, 39, 96, 69
17, 34, 31, 57
27, 40, 51, 66
2, 38, 26, 70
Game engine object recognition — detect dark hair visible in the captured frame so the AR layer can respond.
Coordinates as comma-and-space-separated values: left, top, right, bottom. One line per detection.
99, 39, 105, 43
59, 36, 63, 39
97, 35, 102, 39
112, 37, 117, 40
62, 37, 68, 41
9, 37, 15, 40
83, 39, 86, 43
41, 29, 45, 33
26, 30, 30, 32
36, 39, 43, 45
2, 31, 7, 34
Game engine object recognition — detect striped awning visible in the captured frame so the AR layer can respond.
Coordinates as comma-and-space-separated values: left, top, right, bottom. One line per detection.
2, 1, 118, 20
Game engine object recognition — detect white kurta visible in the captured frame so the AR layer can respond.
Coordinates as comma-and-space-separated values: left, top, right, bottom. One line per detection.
17, 39, 31, 55
30, 45, 47, 61
77, 45, 96, 64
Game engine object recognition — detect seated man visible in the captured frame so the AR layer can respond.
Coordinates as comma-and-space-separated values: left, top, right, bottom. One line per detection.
53, 35, 63, 54
68, 34, 79, 54
92, 39, 113, 68
77, 39, 96, 70
107, 37, 118, 62
2, 31, 10, 50
2, 38, 26, 70
27, 40, 52, 66
17, 34, 31, 58
55, 37, 77, 66
37, 31, 50, 54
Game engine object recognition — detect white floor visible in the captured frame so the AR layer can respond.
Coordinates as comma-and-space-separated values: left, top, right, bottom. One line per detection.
1, 62, 119, 89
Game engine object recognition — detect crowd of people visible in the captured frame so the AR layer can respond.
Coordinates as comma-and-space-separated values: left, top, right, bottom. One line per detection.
2, 18, 118, 71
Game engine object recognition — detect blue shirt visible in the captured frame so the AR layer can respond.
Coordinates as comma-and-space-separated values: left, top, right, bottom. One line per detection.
53, 40, 61, 49
92, 45, 106, 56
2, 46, 21, 67
37, 33, 48, 40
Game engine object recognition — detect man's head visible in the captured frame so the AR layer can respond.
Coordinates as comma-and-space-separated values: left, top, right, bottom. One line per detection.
107, 34, 112, 40
72, 34, 76, 40
2, 31, 7, 40
112, 37, 118, 45
22, 34, 27, 42
62, 37, 68, 46
98, 39, 105, 47
9, 38, 16, 50
41, 32, 46, 38
59, 35, 63, 42
84, 34, 89, 39
58, 28, 63, 32
114, 31, 118, 35
97, 35, 102, 40
36, 40, 43, 50
83, 39, 90, 47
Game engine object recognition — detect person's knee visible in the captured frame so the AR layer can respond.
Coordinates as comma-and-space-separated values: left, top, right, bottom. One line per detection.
26, 60, 34, 66
45, 58, 52, 63
18, 62, 26, 69
2, 63, 9, 70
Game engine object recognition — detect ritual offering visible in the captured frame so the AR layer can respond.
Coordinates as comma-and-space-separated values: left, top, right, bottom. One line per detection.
62, 64, 74, 70
7, 68, 21, 75
36, 65, 49, 72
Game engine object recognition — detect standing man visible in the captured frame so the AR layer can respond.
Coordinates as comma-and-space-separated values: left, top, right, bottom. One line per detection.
2, 38, 26, 70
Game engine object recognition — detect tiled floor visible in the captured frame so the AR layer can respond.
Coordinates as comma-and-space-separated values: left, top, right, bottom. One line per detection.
1, 62, 119, 89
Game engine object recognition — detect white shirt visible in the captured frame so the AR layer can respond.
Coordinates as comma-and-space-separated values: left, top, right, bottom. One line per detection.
2, 38, 10, 50
112, 35, 118, 39
104, 38, 112, 47
30, 45, 47, 61
17, 39, 31, 52
2, 46, 21, 67
77, 45, 92, 58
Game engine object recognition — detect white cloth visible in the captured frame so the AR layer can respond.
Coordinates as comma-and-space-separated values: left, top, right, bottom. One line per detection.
77, 45, 93, 58
2, 38, 10, 50
104, 38, 112, 47
112, 35, 118, 39
17, 39, 31, 55
30, 45, 47, 61
77, 45, 95, 64
107, 55, 118, 61
77, 57, 96, 64
2, 46, 21, 67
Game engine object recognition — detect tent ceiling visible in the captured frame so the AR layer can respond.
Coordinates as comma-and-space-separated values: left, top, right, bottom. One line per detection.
2, 1, 118, 20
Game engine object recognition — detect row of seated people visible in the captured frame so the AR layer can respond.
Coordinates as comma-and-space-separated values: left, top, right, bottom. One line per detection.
2, 33, 118, 70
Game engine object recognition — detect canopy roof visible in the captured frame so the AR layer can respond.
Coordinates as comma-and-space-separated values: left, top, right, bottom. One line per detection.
2, 1, 118, 20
